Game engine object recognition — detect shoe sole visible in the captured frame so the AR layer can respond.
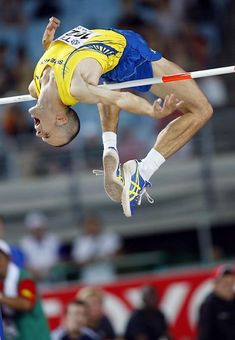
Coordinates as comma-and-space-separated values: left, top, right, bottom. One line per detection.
103, 151, 123, 202
121, 161, 134, 217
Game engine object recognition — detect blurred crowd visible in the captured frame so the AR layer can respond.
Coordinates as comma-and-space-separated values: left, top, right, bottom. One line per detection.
0, 210, 122, 284
0, 234, 174, 340
0, 0, 233, 179
0, 234, 235, 340
0, 208, 235, 339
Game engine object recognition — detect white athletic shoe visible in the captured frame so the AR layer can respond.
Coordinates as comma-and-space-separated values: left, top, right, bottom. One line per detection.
103, 147, 124, 202
93, 147, 124, 202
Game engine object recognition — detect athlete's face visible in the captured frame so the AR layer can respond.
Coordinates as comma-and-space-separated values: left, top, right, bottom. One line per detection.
29, 103, 69, 146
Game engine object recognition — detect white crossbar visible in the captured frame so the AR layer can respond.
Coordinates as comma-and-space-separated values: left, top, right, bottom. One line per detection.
0, 65, 234, 105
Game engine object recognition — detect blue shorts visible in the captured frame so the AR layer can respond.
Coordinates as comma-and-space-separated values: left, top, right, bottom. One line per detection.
101, 29, 162, 92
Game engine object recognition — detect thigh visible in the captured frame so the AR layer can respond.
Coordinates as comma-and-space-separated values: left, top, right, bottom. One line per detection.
150, 58, 209, 112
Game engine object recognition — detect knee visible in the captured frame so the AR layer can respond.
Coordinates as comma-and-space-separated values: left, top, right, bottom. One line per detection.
193, 100, 213, 127
203, 100, 213, 120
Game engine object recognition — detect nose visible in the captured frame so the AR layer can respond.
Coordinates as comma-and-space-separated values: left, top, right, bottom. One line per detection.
29, 105, 37, 116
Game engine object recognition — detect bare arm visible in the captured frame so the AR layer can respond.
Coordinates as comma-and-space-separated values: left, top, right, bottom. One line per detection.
0, 294, 33, 312
72, 71, 183, 118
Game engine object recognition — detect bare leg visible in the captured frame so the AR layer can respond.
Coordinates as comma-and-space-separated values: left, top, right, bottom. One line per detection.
98, 103, 120, 133
150, 57, 213, 158
97, 103, 123, 202
121, 58, 213, 217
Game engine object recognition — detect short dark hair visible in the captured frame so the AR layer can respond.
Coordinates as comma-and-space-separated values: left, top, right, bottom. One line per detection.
56, 107, 80, 147
66, 299, 87, 314
214, 265, 235, 280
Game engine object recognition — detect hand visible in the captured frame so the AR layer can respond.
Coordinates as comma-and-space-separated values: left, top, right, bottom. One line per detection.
152, 94, 184, 119
42, 17, 61, 50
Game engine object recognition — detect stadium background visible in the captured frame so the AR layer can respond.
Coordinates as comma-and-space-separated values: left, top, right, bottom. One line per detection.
0, 0, 234, 339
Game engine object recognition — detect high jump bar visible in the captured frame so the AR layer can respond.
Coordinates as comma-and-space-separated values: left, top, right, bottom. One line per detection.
0, 65, 234, 105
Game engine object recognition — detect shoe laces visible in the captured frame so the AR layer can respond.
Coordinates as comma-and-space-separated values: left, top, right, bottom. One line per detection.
92, 169, 104, 176
137, 183, 154, 206
92, 167, 124, 183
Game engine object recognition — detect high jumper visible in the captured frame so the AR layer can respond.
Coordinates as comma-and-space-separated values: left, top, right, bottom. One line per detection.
2, 17, 234, 217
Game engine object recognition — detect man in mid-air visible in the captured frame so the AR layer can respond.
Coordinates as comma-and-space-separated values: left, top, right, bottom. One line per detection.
28, 17, 213, 217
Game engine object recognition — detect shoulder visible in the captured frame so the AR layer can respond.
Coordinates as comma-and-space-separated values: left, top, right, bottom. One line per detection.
100, 314, 114, 327
128, 309, 143, 320
45, 233, 59, 244
203, 292, 216, 305
20, 235, 35, 248
200, 293, 215, 313
156, 308, 167, 319
100, 230, 121, 245
72, 235, 91, 246
51, 326, 66, 340
81, 327, 100, 339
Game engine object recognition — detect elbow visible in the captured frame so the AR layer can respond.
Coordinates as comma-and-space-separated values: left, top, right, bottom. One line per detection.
115, 92, 130, 109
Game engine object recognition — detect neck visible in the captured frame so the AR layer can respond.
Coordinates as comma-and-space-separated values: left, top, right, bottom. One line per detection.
68, 329, 80, 339
214, 289, 234, 301
38, 69, 61, 110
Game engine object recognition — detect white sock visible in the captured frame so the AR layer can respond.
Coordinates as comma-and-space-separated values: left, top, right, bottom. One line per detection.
102, 132, 117, 150
139, 148, 165, 181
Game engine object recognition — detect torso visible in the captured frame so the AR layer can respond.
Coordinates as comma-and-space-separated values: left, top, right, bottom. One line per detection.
33, 27, 127, 105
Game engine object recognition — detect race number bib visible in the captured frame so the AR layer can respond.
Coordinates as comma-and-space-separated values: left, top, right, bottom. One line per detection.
56, 26, 100, 48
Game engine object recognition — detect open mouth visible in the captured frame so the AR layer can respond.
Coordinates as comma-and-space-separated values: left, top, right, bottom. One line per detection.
34, 118, 40, 126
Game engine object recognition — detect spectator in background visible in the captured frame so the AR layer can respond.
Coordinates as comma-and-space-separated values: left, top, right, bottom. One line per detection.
125, 285, 171, 340
82, 122, 103, 169
72, 212, 121, 284
118, 126, 148, 164
2, 104, 33, 143
0, 0, 25, 27
77, 287, 116, 340
0, 215, 25, 268
12, 46, 34, 93
0, 42, 15, 95
33, 0, 61, 20
0, 239, 50, 340
20, 211, 60, 281
51, 299, 100, 340
197, 264, 235, 340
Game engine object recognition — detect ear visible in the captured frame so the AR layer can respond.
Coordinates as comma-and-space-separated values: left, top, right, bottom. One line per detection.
56, 112, 68, 126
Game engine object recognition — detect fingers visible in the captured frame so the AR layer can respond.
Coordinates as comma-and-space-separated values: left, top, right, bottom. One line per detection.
49, 17, 61, 25
42, 17, 60, 50
163, 94, 184, 110
46, 17, 60, 32
153, 99, 162, 112
176, 100, 184, 108
153, 94, 184, 119
48, 17, 61, 29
